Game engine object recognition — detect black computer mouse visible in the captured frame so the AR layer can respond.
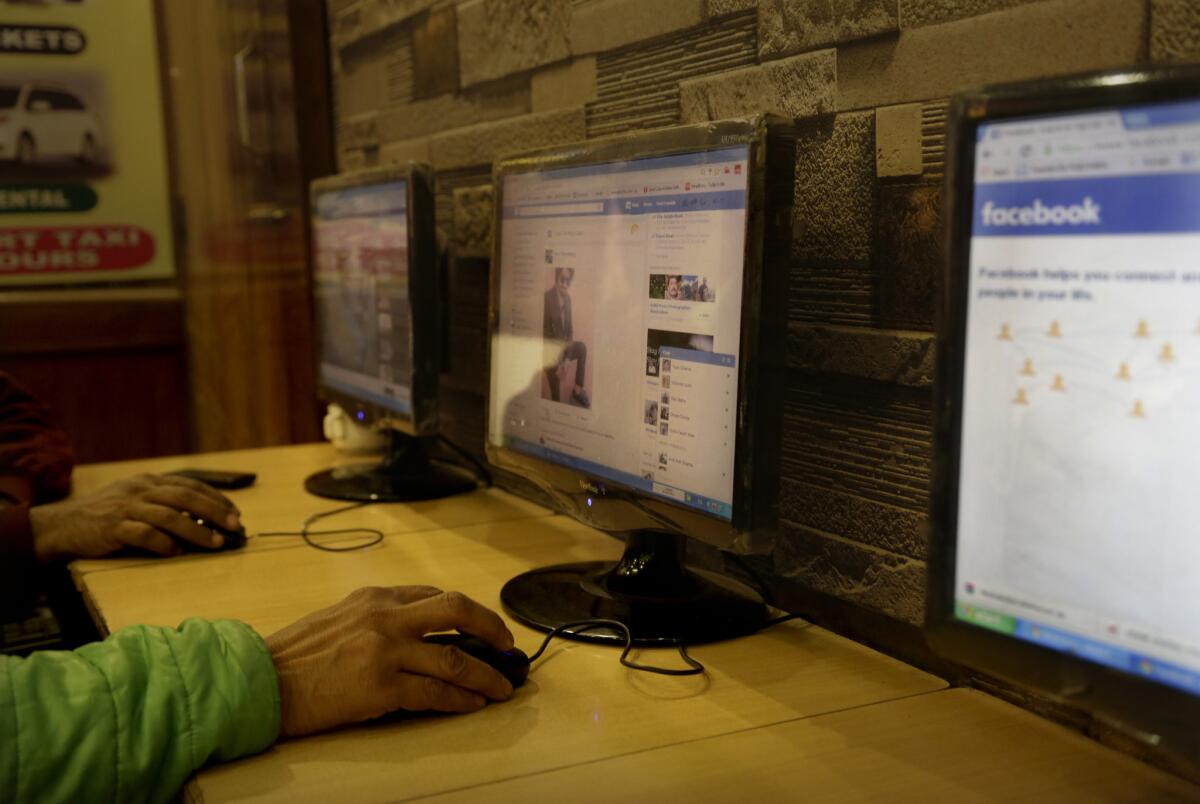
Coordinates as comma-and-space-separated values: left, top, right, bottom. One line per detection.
178, 516, 248, 553
424, 632, 530, 689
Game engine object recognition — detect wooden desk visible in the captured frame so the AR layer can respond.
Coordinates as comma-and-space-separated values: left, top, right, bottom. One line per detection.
414, 689, 1198, 803
69, 443, 552, 577
78, 515, 947, 802
71, 445, 1196, 802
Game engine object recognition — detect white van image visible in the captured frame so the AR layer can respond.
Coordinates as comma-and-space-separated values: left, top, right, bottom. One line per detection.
0, 83, 102, 165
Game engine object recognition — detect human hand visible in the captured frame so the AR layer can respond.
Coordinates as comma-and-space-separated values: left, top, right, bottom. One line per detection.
264, 586, 517, 738
28, 473, 242, 561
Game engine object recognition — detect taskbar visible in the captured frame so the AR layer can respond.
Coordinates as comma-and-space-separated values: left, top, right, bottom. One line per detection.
956, 601, 1200, 697
321, 370, 413, 417
504, 436, 733, 521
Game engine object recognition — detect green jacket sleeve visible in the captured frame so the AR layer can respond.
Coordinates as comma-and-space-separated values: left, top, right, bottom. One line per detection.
0, 618, 280, 804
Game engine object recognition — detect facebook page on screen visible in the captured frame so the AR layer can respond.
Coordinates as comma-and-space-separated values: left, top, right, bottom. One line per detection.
955, 99, 1200, 694
489, 148, 748, 520
312, 181, 414, 416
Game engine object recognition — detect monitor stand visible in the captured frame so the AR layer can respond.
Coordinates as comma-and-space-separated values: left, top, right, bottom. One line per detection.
500, 529, 769, 646
304, 429, 478, 503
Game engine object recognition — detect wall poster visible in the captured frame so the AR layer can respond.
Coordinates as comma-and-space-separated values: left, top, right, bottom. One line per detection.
0, 0, 175, 284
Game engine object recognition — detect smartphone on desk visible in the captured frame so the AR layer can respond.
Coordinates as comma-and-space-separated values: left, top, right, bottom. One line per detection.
169, 469, 257, 490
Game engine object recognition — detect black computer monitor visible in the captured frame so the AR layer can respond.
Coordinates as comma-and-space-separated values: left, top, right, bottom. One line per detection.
487, 117, 795, 645
929, 66, 1200, 765
306, 164, 475, 502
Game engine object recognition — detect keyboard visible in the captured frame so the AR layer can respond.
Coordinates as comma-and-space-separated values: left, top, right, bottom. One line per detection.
1, 605, 63, 656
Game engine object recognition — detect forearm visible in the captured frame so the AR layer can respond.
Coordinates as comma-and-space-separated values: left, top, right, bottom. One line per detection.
0, 619, 280, 804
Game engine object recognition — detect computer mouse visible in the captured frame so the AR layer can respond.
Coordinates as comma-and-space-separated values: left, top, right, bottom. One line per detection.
178, 516, 248, 553
423, 632, 530, 689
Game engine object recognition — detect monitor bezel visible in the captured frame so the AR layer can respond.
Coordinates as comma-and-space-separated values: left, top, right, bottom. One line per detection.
485, 117, 791, 553
929, 65, 1200, 761
309, 162, 441, 437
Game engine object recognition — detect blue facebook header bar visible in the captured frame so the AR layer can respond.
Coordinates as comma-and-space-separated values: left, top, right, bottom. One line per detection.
503, 189, 747, 220
1120, 98, 1200, 130
315, 181, 407, 220
528, 146, 749, 182
973, 173, 1200, 236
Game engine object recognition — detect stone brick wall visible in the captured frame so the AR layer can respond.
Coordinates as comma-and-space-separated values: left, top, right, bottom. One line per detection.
322, 0, 1199, 633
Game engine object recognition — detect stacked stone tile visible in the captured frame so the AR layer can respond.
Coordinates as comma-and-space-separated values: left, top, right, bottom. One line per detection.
325, 0, 1200, 628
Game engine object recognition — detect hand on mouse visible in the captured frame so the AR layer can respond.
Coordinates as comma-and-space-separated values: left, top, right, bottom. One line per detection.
28, 473, 242, 561
264, 586, 517, 738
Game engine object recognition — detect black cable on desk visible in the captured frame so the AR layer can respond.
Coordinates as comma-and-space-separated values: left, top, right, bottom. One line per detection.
257, 436, 492, 552
257, 502, 384, 552
434, 434, 493, 488
527, 619, 705, 676
525, 613, 809, 678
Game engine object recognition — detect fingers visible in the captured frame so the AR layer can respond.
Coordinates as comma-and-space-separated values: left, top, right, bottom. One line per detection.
268, 587, 518, 737
144, 484, 240, 532
113, 519, 179, 556
347, 585, 444, 608
400, 642, 514, 701
401, 591, 515, 651
387, 585, 444, 605
129, 501, 224, 550
157, 473, 237, 506
146, 490, 236, 531
386, 672, 488, 714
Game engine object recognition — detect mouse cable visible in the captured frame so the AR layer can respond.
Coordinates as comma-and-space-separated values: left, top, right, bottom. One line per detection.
255, 438, 490, 553
526, 619, 705, 677
525, 613, 809, 678
256, 502, 385, 552
761, 612, 806, 629
434, 433, 493, 488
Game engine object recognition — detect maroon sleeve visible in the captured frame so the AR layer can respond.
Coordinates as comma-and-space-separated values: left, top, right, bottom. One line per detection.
0, 371, 75, 504
0, 503, 39, 616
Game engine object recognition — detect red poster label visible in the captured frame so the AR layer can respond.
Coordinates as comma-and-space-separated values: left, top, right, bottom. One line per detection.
0, 226, 156, 274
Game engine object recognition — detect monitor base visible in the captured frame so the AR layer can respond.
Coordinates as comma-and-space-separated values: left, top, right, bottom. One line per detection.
305, 431, 477, 503
501, 530, 769, 646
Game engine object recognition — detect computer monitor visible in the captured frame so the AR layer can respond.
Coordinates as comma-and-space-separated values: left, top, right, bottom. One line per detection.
487, 117, 795, 645
929, 66, 1200, 764
306, 164, 475, 502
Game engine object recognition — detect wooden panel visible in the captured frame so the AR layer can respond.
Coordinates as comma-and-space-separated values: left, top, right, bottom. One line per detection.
0, 287, 182, 355
160, 0, 321, 452
1, 350, 188, 463
0, 288, 189, 462
287, 0, 337, 185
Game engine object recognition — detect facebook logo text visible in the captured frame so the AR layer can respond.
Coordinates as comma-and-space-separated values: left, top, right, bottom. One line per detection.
980, 197, 1102, 227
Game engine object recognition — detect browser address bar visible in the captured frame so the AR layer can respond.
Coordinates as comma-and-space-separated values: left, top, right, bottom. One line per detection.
516, 202, 604, 216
